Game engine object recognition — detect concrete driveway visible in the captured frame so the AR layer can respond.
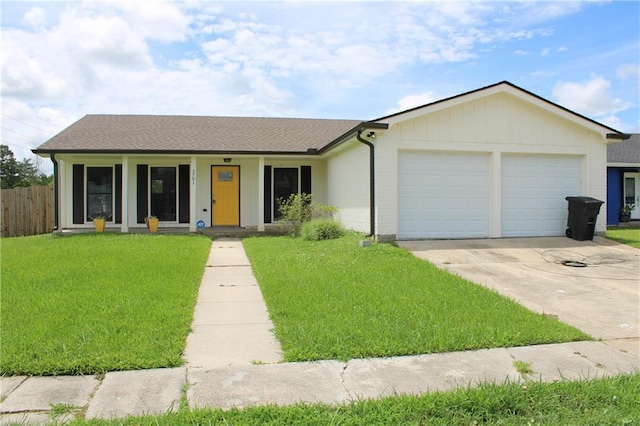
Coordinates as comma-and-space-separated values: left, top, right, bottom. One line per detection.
398, 237, 639, 355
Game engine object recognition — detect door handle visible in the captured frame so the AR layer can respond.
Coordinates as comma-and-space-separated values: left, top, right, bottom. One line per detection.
212, 198, 216, 204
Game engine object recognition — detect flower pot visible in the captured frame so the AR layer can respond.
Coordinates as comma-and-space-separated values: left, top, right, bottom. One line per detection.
145, 217, 159, 233
620, 213, 631, 223
93, 218, 106, 233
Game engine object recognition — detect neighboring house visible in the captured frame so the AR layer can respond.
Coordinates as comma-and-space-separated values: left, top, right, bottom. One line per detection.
34, 81, 626, 240
607, 134, 640, 225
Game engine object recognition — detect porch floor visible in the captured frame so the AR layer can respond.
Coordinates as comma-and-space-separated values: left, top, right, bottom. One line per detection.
56, 226, 288, 239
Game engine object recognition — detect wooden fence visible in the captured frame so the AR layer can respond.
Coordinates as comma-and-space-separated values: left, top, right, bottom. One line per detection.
1, 186, 54, 237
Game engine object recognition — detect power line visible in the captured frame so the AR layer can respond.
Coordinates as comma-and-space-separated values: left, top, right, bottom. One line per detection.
1, 126, 45, 140
1, 113, 50, 134
1, 139, 36, 150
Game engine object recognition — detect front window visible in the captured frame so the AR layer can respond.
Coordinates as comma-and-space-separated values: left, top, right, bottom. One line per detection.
150, 167, 177, 221
87, 167, 113, 221
273, 167, 299, 220
624, 177, 635, 205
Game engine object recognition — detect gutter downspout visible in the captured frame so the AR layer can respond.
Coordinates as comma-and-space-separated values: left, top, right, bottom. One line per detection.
50, 153, 59, 231
356, 130, 375, 238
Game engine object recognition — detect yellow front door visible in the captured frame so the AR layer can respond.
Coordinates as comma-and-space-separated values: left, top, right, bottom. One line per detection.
212, 166, 240, 226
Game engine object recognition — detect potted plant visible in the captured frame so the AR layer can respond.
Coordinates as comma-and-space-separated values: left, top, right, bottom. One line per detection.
91, 214, 108, 233
620, 204, 635, 222
145, 215, 159, 233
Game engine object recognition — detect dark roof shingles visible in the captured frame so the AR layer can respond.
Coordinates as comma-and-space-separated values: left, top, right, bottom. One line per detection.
37, 115, 363, 153
608, 134, 640, 164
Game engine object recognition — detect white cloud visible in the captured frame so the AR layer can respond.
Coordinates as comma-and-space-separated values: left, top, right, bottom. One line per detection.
553, 75, 633, 118
510, 2, 584, 26
385, 92, 437, 115
2, 0, 637, 160
541, 48, 550, 56
24, 7, 46, 30
530, 70, 555, 78
514, 50, 529, 56
118, 1, 190, 42
57, 11, 152, 68
617, 63, 639, 81
598, 113, 623, 131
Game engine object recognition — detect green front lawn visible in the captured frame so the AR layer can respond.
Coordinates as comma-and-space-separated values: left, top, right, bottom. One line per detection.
606, 227, 640, 248
1, 233, 211, 376
243, 234, 590, 362
70, 372, 640, 425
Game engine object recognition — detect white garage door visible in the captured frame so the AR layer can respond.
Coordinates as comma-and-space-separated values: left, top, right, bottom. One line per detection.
398, 152, 489, 239
502, 155, 582, 237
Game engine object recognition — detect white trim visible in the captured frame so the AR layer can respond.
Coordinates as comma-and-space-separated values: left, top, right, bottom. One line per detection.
608, 162, 640, 168
623, 172, 640, 220
121, 156, 129, 232
189, 156, 197, 232
258, 156, 265, 231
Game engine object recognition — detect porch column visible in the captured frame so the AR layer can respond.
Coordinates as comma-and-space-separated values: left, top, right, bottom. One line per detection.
190, 156, 197, 232
121, 156, 129, 233
258, 156, 265, 231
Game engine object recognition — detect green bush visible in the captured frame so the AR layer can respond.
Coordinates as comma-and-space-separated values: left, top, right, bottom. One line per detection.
300, 219, 345, 241
277, 193, 337, 236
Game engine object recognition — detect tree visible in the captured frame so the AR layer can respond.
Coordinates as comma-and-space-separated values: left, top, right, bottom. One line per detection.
0, 144, 53, 189
0, 145, 21, 189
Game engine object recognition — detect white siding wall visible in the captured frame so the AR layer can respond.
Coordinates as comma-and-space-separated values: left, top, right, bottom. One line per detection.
327, 142, 370, 233
54, 155, 327, 231
193, 157, 329, 228
394, 93, 593, 151
587, 133, 608, 232
374, 128, 398, 238
375, 92, 609, 238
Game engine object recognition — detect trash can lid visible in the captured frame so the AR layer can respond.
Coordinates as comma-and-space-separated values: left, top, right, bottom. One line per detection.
565, 196, 604, 204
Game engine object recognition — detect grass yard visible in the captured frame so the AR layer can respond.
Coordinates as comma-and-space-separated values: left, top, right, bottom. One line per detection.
0, 233, 211, 376
67, 372, 640, 425
606, 227, 640, 248
243, 234, 589, 362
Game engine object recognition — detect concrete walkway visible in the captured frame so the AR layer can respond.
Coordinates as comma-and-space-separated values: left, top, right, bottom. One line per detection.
184, 238, 283, 369
2, 239, 639, 424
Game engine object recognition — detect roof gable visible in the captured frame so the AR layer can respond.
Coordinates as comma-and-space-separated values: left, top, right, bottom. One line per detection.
375, 81, 621, 137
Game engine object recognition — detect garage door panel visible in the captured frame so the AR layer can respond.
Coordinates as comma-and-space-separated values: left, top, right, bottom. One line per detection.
502, 155, 581, 237
398, 152, 489, 239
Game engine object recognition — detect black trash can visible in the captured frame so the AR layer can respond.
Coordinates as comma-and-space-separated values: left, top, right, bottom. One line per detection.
565, 196, 604, 241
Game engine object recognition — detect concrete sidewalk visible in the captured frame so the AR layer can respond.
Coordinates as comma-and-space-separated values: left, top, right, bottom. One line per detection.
2, 342, 638, 424
2, 238, 638, 424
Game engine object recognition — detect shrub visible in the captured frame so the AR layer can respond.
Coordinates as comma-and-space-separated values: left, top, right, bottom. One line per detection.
300, 219, 345, 241
277, 193, 337, 236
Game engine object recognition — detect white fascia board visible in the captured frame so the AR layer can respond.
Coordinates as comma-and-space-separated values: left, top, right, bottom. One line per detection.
608, 162, 640, 168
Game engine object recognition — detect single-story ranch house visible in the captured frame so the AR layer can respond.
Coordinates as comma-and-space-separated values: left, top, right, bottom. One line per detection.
34, 81, 629, 241
607, 134, 640, 225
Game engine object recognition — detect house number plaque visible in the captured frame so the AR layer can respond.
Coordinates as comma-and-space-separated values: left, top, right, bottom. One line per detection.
218, 171, 233, 182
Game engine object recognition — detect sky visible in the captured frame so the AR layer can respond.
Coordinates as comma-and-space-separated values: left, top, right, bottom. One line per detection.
1, 1, 639, 169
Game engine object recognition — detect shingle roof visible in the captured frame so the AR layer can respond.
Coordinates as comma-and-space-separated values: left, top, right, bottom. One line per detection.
608, 134, 640, 164
34, 115, 364, 154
